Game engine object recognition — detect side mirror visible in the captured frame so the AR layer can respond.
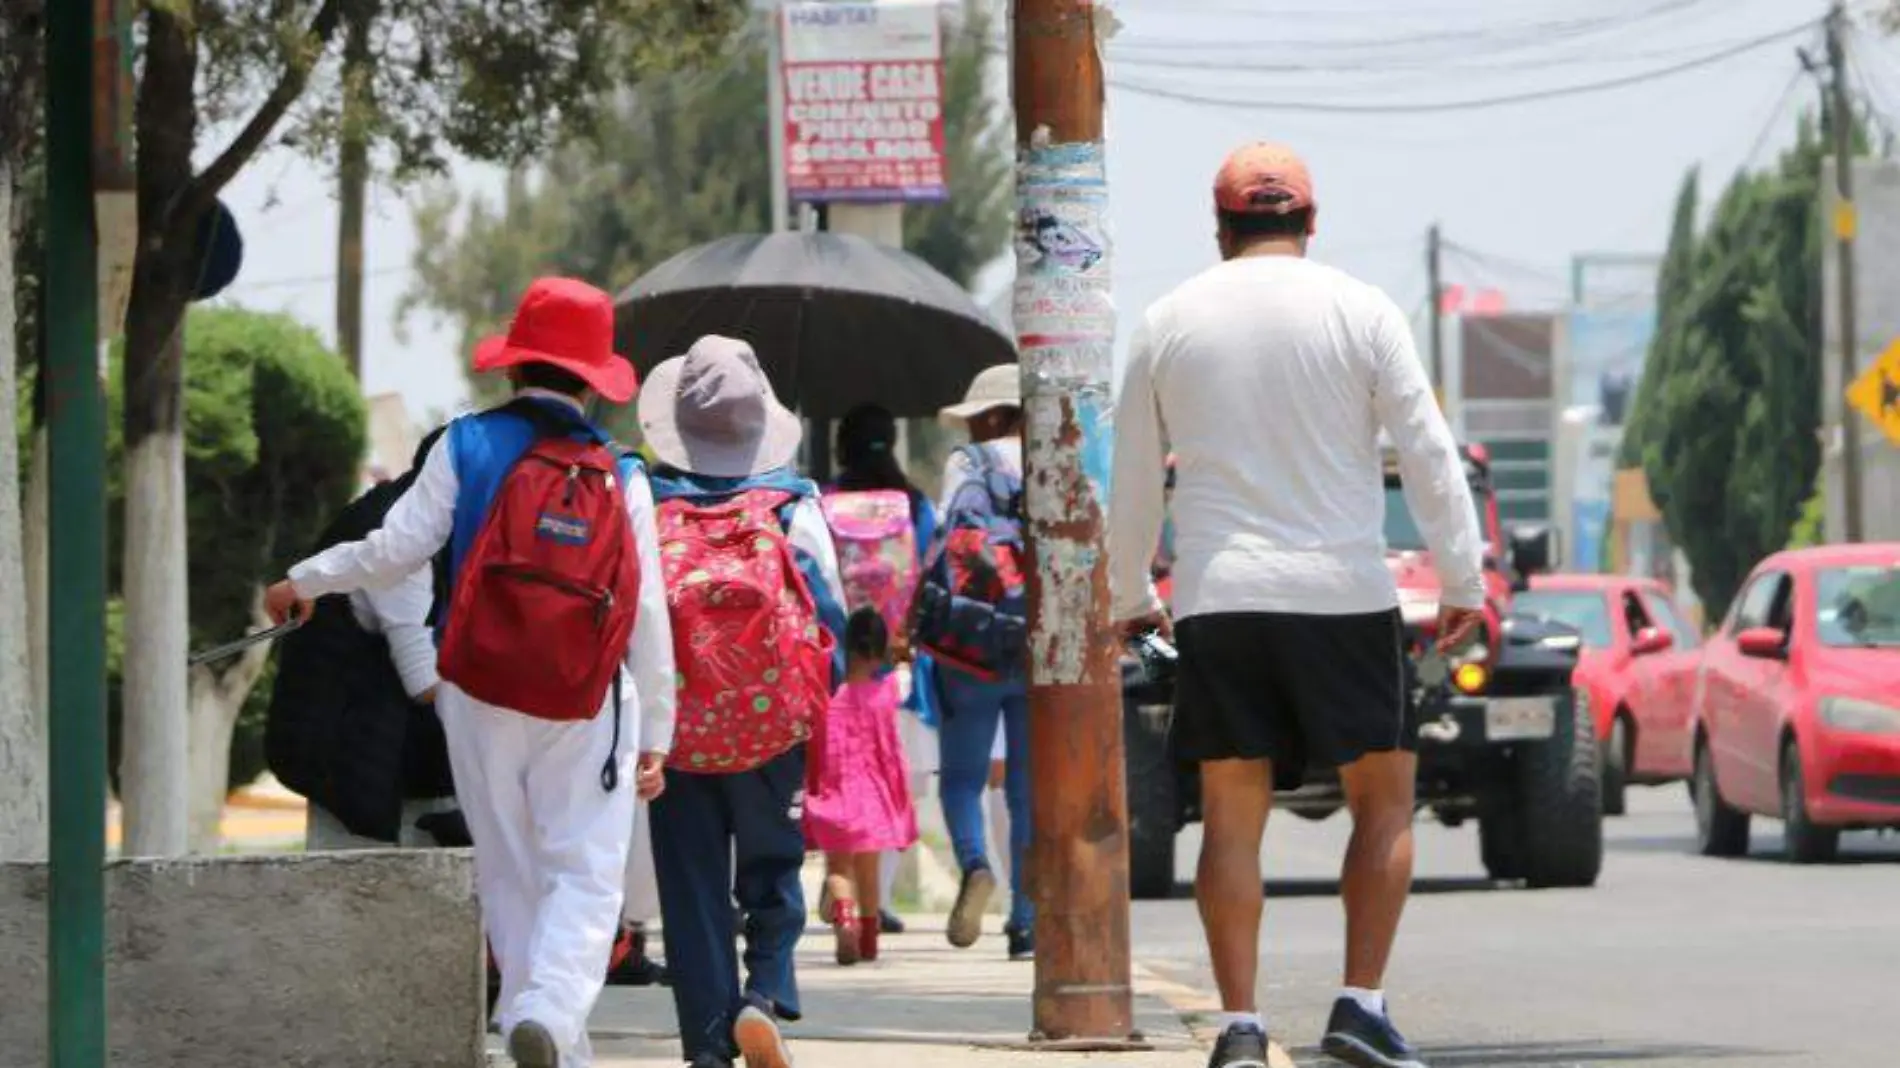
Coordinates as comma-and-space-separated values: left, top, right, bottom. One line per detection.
1631, 626, 1674, 657
1736, 626, 1788, 660
1508, 525, 1552, 590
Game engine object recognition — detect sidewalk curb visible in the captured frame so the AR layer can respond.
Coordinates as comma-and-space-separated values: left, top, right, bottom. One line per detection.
1134, 961, 1296, 1068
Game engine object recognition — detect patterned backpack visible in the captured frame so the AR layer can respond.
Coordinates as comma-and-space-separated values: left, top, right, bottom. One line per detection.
820, 489, 919, 640
657, 488, 834, 774
909, 444, 1028, 680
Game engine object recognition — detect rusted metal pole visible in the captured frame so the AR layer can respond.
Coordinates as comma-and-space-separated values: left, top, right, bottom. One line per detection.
1012, 0, 1136, 1047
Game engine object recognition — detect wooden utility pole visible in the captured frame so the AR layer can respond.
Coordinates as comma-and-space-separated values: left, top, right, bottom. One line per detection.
1012, 0, 1136, 1046
1825, 1, 1864, 542
1427, 222, 1444, 394
335, 0, 373, 379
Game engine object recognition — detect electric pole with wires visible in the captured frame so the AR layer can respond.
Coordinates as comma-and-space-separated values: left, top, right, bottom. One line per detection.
1823, 0, 1865, 542
1011, 0, 1139, 1047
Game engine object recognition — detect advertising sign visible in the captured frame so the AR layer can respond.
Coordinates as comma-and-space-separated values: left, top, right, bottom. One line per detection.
779, 1, 948, 203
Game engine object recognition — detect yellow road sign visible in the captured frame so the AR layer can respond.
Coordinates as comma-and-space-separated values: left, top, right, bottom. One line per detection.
1846, 337, 1900, 447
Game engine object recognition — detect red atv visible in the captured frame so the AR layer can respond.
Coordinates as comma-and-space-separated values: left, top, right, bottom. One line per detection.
1125, 445, 1602, 897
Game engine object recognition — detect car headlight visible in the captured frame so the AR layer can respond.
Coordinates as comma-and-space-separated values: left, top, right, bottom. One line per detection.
1819, 696, 1900, 735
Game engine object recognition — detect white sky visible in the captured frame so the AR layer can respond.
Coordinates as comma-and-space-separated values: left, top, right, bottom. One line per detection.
203, 0, 1900, 426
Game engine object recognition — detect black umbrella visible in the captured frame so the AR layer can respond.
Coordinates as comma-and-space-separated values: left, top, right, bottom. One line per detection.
613, 232, 1015, 420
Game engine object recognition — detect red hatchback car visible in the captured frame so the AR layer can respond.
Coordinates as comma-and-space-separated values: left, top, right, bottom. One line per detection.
1689, 544, 1900, 862
1515, 575, 1704, 815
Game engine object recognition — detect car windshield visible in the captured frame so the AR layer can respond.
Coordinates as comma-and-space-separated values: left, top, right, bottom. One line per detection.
1815, 566, 1900, 648
1383, 483, 1489, 553
1512, 590, 1615, 648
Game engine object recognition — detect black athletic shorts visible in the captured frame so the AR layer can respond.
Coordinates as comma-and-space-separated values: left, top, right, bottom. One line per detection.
1171, 609, 1415, 791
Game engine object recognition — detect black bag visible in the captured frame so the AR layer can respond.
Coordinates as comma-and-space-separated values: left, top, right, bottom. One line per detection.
265, 448, 454, 843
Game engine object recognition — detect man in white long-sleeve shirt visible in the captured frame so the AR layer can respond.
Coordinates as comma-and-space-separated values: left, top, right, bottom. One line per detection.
1106, 143, 1484, 1068
266, 278, 674, 1068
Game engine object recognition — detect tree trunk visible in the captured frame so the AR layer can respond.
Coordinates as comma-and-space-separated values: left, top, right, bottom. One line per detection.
0, 159, 48, 860
119, 422, 190, 855
119, 2, 198, 857
184, 608, 271, 853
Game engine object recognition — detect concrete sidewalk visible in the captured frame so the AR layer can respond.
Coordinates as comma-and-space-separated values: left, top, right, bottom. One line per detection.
510, 918, 1211, 1067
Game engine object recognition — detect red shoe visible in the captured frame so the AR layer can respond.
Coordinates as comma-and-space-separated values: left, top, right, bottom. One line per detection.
831, 898, 861, 966
857, 915, 881, 962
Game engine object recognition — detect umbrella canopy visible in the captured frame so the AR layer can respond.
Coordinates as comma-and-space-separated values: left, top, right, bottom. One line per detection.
613, 232, 1015, 420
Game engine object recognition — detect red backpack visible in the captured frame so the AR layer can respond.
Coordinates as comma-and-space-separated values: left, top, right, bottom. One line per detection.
657, 489, 834, 774
438, 432, 641, 733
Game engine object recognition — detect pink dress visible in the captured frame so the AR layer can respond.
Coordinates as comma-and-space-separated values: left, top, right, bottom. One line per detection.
803, 674, 919, 853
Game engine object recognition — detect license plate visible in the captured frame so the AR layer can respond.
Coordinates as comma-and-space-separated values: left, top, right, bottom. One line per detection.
1486, 697, 1557, 741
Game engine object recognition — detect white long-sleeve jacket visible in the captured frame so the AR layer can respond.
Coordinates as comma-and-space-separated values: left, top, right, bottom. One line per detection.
288, 401, 678, 754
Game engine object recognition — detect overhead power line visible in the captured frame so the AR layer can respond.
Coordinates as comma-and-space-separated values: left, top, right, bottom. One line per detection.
1105, 0, 1715, 55
1109, 18, 1822, 115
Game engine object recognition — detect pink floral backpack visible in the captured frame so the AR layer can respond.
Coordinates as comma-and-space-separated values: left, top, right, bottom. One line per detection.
820, 489, 919, 639
657, 488, 834, 774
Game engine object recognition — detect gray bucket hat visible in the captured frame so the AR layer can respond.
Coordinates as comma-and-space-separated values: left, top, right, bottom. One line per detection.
637, 335, 803, 477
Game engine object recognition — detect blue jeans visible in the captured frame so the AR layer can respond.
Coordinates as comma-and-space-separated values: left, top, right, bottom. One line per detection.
936, 669, 1033, 931
650, 746, 807, 1063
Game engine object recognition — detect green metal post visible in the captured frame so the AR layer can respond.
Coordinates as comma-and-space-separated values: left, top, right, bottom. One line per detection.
46, 0, 108, 1063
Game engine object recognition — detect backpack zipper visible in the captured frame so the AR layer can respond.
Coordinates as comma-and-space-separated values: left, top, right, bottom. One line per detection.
493, 564, 614, 627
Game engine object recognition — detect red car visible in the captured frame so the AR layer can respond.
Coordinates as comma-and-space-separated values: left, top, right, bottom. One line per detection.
1689, 544, 1900, 862
1514, 574, 1704, 815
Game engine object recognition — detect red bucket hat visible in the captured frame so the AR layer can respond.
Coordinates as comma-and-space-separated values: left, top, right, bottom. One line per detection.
472, 277, 638, 404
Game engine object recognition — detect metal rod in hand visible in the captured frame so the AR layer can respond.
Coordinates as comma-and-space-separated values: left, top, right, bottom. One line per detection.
187, 619, 304, 667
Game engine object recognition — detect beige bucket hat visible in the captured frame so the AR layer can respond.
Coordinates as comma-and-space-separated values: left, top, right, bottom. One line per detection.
938, 364, 1022, 427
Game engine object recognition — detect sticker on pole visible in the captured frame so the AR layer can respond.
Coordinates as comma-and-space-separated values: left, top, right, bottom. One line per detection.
779, 1, 948, 203
1845, 337, 1900, 448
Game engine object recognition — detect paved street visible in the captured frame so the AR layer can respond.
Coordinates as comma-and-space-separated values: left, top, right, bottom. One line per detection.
1132, 786, 1900, 1067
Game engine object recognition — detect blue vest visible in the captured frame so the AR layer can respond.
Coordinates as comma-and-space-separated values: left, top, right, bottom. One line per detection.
441, 397, 639, 635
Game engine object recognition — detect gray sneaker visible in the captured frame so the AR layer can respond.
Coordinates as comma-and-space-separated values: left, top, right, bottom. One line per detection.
947, 866, 996, 949
506, 1020, 559, 1068
733, 998, 794, 1068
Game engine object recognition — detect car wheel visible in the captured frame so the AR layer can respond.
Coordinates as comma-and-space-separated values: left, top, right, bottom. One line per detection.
1691, 741, 1750, 858
1780, 740, 1840, 865
1602, 716, 1631, 817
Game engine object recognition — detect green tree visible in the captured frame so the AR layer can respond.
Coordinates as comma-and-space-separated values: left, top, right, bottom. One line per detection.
1621, 117, 1840, 619
401, 0, 1012, 407
117, 0, 746, 855
107, 307, 367, 850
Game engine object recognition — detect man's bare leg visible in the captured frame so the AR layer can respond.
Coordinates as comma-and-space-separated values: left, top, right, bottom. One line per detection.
1196, 758, 1274, 1014
1336, 750, 1417, 992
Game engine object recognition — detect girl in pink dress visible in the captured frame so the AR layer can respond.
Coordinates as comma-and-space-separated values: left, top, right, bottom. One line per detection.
804, 607, 919, 965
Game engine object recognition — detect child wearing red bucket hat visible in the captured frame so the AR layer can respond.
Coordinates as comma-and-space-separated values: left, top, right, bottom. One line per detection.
266, 277, 676, 1068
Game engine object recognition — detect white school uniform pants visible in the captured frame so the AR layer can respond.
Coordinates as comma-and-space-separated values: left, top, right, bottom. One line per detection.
436, 683, 635, 1068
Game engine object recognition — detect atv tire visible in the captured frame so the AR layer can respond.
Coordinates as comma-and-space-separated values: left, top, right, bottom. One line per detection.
1478, 805, 1526, 882
1125, 702, 1179, 901
1512, 689, 1603, 888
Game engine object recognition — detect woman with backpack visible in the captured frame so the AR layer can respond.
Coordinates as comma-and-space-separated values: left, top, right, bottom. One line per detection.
912, 364, 1035, 962
639, 335, 848, 1068
824, 404, 939, 936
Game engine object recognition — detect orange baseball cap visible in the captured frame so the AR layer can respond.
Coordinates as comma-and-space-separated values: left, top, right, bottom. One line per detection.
1213, 142, 1315, 221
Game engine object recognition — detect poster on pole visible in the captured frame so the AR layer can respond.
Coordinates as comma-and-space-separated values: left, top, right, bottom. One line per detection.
779, 1, 948, 203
